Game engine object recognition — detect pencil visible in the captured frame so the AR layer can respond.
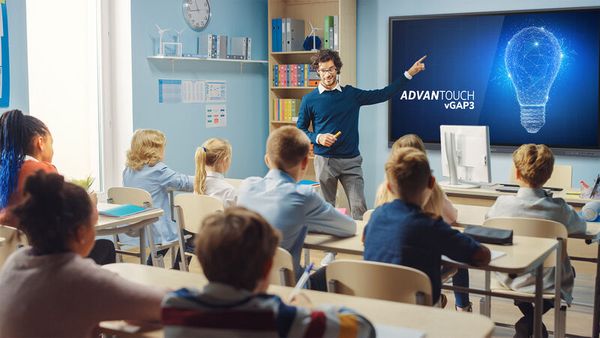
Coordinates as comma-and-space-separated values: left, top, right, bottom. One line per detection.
288, 262, 314, 301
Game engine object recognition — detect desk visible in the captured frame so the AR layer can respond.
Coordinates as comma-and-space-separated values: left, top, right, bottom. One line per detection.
99, 263, 494, 338
444, 185, 591, 210
304, 222, 559, 338
454, 203, 600, 338
95, 203, 163, 264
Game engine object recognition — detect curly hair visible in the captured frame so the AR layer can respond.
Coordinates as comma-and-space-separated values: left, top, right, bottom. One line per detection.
12, 171, 93, 255
126, 129, 166, 171
513, 144, 554, 188
311, 49, 343, 74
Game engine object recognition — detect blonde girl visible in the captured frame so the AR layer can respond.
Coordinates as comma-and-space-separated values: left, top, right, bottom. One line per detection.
194, 138, 236, 207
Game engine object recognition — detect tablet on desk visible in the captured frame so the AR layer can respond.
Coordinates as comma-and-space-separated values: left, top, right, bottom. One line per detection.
99, 205, 150, 217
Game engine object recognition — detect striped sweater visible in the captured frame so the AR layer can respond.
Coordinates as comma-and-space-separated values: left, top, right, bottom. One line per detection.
161, 283, 375, 338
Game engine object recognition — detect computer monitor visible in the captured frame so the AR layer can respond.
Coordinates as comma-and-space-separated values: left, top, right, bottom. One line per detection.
440, 125, 491, 189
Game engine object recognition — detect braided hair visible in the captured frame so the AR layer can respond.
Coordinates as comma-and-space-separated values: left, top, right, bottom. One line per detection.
0, 110, 49, 208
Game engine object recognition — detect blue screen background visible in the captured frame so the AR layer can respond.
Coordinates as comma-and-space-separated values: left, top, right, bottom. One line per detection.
390, 10, 600, 148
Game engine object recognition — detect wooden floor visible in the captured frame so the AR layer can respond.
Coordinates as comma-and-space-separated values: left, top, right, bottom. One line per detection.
129, 248, 595, 338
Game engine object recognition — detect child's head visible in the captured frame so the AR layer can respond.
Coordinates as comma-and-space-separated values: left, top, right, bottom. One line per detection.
513, 144, 554, 188
0, 110, 52, 208
12, 171, 97, 256
392, 134, 426, 153
194, 138, 232, 194
195, 207, 280, 292
266, 126, 310, 174
385, 147, 434, 205
126, 129, 166, 171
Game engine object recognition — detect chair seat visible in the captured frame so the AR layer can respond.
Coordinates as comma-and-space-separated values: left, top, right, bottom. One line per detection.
490, 278, 556, 300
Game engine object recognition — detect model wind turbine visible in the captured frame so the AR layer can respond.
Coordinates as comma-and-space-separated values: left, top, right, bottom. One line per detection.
155, 24, 170, 56
308, 21, 321, 51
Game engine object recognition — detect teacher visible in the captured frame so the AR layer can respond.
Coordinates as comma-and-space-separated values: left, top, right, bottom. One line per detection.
297, 49, 426, 219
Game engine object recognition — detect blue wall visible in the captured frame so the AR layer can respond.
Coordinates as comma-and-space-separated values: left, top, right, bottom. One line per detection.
5, 0, 29, 112
357, 0, 600, 207
131, 0, 268, 178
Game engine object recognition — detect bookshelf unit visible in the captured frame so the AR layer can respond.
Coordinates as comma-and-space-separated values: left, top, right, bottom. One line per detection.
268, 0, 356, 179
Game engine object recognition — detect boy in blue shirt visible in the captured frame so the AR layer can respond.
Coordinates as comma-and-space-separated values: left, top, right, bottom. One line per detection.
364, 147, 490, 305
238, 126, 355, 277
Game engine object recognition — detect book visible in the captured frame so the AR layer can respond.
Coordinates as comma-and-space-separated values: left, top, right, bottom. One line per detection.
271, 18, 282, 52
333, 15, 339, 50
218, 35, 228, 59
228, 36, 246, 60
324, 16, 334, 49
99, 204, 149, 218
298, 179, 319, 187
289, 19, 305, 51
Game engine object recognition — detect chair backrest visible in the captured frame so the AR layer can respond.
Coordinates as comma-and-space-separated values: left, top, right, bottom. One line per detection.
224, 178, 243, 189
483, 217, 567, 267
509, 164, 572, 190
0, 225, 24, 269
326, 259, 433, 306
107, 187, 153, 207
362, 209, 374, 223
268, 247, 295, 287
174, 193, 224, 234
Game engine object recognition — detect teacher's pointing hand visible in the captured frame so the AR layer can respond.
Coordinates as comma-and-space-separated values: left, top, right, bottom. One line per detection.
407, 55, 427, 77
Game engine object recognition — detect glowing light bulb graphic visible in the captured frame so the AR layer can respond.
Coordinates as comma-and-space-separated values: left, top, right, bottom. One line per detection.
505, 27, 562, 133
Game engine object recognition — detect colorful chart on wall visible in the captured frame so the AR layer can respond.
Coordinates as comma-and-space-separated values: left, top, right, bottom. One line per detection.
0, 0, 9, 107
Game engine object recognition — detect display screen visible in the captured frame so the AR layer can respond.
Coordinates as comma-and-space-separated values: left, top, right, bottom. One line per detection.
389, 8, 600, 152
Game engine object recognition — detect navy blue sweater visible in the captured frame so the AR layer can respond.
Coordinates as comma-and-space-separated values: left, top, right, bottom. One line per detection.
297, 76, 410, 158
363, 199, 481, 304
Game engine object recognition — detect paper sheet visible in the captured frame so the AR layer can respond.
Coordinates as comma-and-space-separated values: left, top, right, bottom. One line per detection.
375, 324, 426, 338
206, 104, 227, 128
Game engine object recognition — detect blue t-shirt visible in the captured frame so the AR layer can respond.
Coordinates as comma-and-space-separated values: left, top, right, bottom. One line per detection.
363, 199, 481, 303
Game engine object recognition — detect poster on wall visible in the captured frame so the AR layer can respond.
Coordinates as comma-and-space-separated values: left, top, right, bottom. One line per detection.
204, 80, 227, 102
0, 0, 10, 107
205, 104, 227, 128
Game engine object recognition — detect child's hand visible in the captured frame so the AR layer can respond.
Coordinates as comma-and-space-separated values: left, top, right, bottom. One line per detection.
289, 292, 313, 307
471, 245, 491, 267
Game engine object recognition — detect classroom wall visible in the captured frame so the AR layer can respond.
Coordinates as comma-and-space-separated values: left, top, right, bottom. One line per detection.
5, 0, 29, 112
131, 0, 268, 178
357, 0, 600, 207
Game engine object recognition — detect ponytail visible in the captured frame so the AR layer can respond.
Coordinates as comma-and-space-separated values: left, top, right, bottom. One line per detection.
194, 147, 208, 194
0, 110, 49, 208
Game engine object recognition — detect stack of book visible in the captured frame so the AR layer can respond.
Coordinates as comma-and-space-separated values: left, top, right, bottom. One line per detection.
273, 64, 319, 87
272, 98, 302, 122
204, 34, 252, 60
271, 18, 305, 52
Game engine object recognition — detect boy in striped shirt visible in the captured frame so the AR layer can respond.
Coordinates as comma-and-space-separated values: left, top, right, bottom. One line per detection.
161, 207, 375, 338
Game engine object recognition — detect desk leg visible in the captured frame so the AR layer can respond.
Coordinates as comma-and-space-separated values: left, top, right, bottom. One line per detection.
554, 239, 563, 338
533, 264, 544, 338
483, 270, 491, 317
593, 243, 600, 338
139, 227, 146, 265
304, 249, 311, 267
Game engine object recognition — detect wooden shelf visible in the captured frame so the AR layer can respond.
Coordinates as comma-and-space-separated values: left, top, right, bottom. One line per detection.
270, 120, 297, 124
147, 56, 268, 64
270, 51, 316, 55
270, 86, 316, 90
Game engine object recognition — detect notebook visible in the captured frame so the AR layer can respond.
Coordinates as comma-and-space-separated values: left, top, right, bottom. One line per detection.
99, 204, 148, 217
442, 250, 506, 264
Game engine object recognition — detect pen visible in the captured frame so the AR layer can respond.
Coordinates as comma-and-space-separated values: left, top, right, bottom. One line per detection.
333, 131, 342, 138
288, 262, 314, 301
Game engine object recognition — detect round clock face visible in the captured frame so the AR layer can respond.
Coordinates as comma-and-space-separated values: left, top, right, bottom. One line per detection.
182, 0, 211, 31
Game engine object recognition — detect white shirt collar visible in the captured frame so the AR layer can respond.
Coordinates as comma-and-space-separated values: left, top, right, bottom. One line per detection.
318, 82, 342, 94
206, 171, 225, 179
24, 155, 39, 162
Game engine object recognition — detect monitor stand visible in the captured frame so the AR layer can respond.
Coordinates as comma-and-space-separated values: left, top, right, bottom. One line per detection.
441, 132, 480, 189
438, 180, 480, 189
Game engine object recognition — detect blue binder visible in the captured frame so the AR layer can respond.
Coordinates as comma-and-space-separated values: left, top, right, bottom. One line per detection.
272, 18, 282, 52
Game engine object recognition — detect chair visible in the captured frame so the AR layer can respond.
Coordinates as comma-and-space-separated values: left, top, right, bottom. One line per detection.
267, 247, 296, 287
326, 259, 433, 306
107, 187, 177, 267
510, 164, 572, 190
362, 209, 374, 223
0, 225, 26, 269
173, 193, 224, 271
483, 217, 568, 337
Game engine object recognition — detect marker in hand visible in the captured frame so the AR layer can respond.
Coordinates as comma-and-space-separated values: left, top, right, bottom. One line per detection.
333, 131, 342, 139
288, 262, 314, 301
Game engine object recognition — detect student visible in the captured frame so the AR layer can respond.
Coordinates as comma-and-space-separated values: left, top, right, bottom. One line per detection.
123, 129, 194, 265
194, 138, 236, 207
374, 134, 457, 224
0, 109, 115, 265
237, 126, 355, 275
0, 172, 165, 337
161, 207, 375, 338
374, 134, 471, 310
485, 144, 586, 336
364, 147, 490, 306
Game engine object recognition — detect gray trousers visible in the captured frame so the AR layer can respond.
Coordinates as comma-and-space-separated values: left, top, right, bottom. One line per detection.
314, 154, 367, 220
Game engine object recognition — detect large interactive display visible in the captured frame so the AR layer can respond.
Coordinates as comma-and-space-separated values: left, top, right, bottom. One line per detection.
389, 8, 600, 155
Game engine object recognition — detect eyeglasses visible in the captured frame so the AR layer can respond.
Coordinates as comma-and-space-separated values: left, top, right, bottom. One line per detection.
317, 66, 337, 75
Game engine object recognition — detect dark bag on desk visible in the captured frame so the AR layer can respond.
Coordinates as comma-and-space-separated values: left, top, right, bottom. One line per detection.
464, 225, 513, 245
